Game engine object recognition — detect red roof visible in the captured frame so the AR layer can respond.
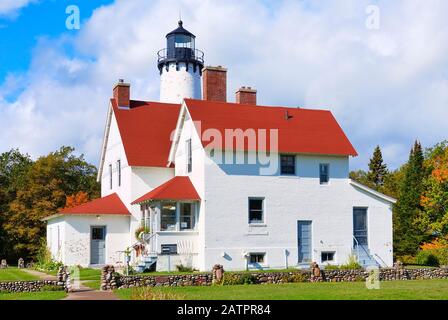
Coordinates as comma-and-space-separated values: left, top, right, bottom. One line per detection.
132, 176, 200, 204
112, 99, 181, 167
184, 99, 357, 156
60, 193, 131, 215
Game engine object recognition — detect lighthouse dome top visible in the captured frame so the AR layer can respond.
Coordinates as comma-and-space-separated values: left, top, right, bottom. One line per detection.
166, 20, 196, 38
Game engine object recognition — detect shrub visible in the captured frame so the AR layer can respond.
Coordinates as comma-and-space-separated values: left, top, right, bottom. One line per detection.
415, 250, 439, 266
34, 241, 63, 272
323, 264, 340, 270
175, 264, 194, 272
436, 248, 448, 265
240, 273, 256, 285
396, 255, 416, 265
289, 272, 308, 283
222, 273, 256, 285
340, 255, 362, 270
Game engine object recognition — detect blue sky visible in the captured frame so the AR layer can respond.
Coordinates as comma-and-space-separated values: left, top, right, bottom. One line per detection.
0, 0, 447, 171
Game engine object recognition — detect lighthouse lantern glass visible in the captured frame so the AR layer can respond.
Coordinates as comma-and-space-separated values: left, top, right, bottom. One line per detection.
175, 35, 194, 49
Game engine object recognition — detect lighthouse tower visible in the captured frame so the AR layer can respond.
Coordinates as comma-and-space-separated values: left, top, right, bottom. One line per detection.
158, 21, 204, 103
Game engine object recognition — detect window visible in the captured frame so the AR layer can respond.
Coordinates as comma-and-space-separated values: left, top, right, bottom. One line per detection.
180, 203, 195, 230
109, 164, 113, 189
321, 252, 335, 263
91, 227, 105, 240
160, 202, 176, 231
117, 160, 121, 187
161, 244, 178, 255
319, 164, 329, 184
280, 154, 296, 175
186, 139, 192, 173
249, 253, 265, 264
248, 198, 264, 224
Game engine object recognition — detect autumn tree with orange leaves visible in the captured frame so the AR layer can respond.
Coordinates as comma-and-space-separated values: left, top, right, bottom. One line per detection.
419, 142, 448, 238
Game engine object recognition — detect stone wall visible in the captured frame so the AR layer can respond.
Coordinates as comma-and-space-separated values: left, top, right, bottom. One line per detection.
100, 265, 448, 290
0, 266, 69, 293
0, 280, 63, 293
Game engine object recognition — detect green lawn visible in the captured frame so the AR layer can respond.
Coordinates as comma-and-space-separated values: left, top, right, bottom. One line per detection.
0, 291, 66, 300
83, 280, 101, 290
0, 268, 39, 281
115, 279, 448, 300
41, 267, 101, 281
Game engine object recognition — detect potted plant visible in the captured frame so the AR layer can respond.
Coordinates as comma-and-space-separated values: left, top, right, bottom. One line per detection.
134, 226, 150, 241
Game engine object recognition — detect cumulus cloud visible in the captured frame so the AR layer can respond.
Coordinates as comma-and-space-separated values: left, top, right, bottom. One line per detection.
0, 0, 447, 170
0, 0, 36, 16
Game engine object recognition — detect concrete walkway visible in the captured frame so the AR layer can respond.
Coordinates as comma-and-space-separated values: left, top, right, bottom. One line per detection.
22, 268, 57, 281
24, 268, 119, 300
63, 282, 119, 300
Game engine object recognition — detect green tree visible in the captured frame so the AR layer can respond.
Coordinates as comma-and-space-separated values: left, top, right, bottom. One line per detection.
3, 146, 100, 260
367, 145, 388, 190
418, 141, 448, 237
394, 141, 426, 257
0, 150, 33, 259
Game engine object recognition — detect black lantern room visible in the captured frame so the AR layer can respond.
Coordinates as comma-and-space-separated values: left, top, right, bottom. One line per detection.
157, 21, 204, 74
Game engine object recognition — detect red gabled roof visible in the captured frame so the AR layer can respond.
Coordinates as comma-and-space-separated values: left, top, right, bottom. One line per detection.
184, 99, 357, 156
60, 193, 130, 215
132, 176, 200, 204
112, 99, 181, 167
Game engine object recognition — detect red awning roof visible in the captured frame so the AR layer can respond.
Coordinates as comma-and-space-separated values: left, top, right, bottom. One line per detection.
60, 193, 131, 215
132, 176, 200, 204
184, 99, 358, 156
112, 99, 181, 167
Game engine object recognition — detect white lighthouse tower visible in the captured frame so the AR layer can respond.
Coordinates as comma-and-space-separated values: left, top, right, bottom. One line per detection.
158, 21, 204, 103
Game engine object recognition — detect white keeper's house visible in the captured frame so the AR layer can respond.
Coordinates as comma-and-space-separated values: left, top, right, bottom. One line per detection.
44, 21, 396, 272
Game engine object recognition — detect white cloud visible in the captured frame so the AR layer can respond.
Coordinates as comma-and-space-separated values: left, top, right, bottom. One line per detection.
0, 0, 36, 16
0, 0, 447, 170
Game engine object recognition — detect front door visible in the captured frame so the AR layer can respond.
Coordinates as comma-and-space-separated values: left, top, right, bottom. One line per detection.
90, 226, 106, 265
353, 208, 368, 246
297, 221, 312, 263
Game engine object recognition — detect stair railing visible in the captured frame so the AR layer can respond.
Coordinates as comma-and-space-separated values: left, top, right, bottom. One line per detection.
352, 236, 360, 261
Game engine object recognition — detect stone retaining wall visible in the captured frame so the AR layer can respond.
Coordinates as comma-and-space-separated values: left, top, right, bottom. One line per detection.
0, 266, 69, 293
0, 280, 63, 293
100, 266, 448, 290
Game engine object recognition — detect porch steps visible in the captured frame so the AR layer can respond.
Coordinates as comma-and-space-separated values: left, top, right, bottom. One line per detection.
353, 245, 380, 268
135, 254, 157, 273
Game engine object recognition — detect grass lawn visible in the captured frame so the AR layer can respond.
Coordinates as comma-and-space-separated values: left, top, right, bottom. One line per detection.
41, 267, 101, 281
83, 280, 101, 290
0, 291, 67, 300
115, 279, 448, 300
0, 268, 39, 281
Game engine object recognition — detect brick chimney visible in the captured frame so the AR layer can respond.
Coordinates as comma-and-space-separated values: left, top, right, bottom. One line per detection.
202, 66, 227, 102
113, 79, 130, 108
236, 86, 257, 105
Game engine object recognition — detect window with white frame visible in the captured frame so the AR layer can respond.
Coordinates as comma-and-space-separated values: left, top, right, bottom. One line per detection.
248, 198, 264, 224
321, 251, 335, 263
180, 203, 195, 230
109, 164, 113, 189
117, 160, 121, 187
319, 163, 329, 184
160, 202, 176, 231
186, 139, 192, 173
249, 253, 265, 264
